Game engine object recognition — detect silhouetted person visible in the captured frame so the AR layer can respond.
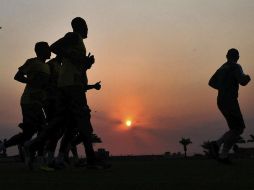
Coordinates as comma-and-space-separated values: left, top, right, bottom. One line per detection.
42, 57, 63, 165
25, 17, 108, 169
56, 63, 101, 167
0, 42, 51, 156
208, 48, 251, 164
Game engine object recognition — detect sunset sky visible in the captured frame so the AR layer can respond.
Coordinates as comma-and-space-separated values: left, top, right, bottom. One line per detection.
1, 0, 254, 156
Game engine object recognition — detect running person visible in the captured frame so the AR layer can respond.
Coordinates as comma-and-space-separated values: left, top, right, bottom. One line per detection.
208, 48, 251, 164
25, 17, 108, 169
0, 42, 51, 155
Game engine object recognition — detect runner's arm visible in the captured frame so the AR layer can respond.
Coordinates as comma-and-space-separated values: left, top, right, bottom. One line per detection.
208, 70, 220, 89
235, 65, 251, 86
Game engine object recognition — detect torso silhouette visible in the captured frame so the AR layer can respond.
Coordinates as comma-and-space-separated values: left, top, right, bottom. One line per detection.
216, 62, 241, 99
19, 57, 50, 105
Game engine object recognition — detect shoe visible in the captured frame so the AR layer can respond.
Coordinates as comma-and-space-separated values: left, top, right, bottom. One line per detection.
217, 157, 232, 165
40, 165, 55, 172
209, 141, 219, 159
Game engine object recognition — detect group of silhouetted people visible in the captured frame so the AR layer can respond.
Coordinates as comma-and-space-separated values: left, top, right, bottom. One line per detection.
0, 17, 251, 169
0, 17, 110, 170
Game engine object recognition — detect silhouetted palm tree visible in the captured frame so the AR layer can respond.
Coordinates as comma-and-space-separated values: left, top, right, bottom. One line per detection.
179, 138, 192, 158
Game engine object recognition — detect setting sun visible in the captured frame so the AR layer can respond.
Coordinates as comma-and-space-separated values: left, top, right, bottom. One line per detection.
125, 120, 132, 127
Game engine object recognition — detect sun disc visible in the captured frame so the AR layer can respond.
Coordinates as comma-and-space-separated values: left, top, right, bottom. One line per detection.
126, 120, 132, 127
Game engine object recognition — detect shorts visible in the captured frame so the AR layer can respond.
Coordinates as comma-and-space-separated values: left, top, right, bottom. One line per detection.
217, 97, 245, 132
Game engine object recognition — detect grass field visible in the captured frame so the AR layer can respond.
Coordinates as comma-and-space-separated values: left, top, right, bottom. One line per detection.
1, 158, 254, 190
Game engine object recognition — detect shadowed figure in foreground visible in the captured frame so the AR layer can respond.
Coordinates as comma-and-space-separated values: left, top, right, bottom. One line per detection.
208, 48, 251, 164
24, 17, 109, 169
0, 42, 51, 156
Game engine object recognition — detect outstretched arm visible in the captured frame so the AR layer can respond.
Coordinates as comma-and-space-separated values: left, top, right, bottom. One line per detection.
14, 70, 28, 84
85, 81, 101, 91
235, 65, 251, 86
239, 75, 251, 86
208, 70, 220, 89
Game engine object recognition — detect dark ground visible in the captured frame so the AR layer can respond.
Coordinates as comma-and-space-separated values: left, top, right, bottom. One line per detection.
0, 158, 254, 190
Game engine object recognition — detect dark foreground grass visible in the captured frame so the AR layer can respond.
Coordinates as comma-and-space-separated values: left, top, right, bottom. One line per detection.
1, 159, 254, 190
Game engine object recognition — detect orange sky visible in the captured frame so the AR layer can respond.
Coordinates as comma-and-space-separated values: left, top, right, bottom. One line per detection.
0, 0, 254, 155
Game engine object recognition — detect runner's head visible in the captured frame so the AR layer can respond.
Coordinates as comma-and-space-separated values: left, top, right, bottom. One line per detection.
226, 48, 239, 63
35, 42, 51, 60
71, 17, 88, 39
